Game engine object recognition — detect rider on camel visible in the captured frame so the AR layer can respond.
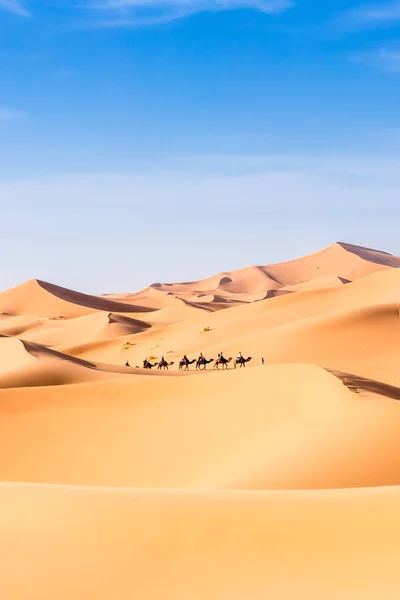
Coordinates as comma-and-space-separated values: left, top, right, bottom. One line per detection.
198, 352, 205, 363
182, 354, 189, 365
237, 351, 243, 362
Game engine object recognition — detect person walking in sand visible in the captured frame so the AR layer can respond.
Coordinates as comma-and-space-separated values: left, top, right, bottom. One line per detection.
260, 357, 264, 366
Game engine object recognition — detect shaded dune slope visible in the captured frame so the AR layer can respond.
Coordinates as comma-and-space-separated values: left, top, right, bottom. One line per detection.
0, 336, 150, 388
0, 279, 156, 318
331, 370, 400, 402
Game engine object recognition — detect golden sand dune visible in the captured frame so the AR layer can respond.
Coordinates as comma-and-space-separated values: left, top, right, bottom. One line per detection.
281, 274, 349, 292
1, 365, 400, 489
0, 279, 155, 319
247, 303, 400, 385
1, 483, 400, 600
0, 336, 154, 389
104, 285, 188, 309
60, 266, 400, 372
1, 241, 400, 599
139, 242, 400, 307
0, 311, 152, 347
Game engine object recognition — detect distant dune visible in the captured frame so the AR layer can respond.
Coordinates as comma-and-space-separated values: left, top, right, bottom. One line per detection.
0, 279, 156, 319
131, 242, 400, 309
1, 241, 400, 599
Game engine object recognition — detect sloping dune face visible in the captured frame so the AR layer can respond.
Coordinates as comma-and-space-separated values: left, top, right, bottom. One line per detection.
0, 279, 155, 318
1, 241, 400, 599
1, 365, 400, 489
130, 242, 400, 308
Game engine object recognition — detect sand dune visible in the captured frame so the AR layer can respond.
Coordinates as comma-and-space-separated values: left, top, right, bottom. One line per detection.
104, 285, 188, 309
253, 303, 400, 385
192, 302, 400, 385
60, 266, 400, 371
0, 311, 152, 347
1, 483, 400, 600
1, 365, 400, 489
281, 274, 350, 292
142, 242, 400, 307
0, 279, 155, 319
0, 336, 149, 389
1, 241, 400, 598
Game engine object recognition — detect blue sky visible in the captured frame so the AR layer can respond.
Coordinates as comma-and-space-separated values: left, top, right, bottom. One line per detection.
1, 1, 400, 293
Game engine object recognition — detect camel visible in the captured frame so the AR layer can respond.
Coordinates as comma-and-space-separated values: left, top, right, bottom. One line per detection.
179, 358, 196, 371
214, 357, 232, 370
234, 356, 252, 369
196, 357, 214, 371
157, 359, 174, 371
142, 360, 158, 369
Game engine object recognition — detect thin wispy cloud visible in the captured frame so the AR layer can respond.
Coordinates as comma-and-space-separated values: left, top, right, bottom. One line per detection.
0, 107, 27, 120
1, 152, 399, 293
351, 47, 400, 72
0, 0, 30, 17
338, 2, 400, 30
87, 0, 294, 28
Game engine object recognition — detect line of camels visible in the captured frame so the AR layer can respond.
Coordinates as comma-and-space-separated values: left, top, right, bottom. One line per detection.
126, 355, 253, 371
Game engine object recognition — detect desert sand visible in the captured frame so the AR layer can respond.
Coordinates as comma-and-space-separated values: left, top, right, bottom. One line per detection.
1, 241, 400, 599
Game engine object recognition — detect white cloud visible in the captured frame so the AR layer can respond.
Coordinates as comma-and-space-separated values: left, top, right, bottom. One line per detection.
351, 47, 400, 72
352, 2, 400, 22
0, 0, 30, 17
0, 107, 27, 120
87, 0, 294, 27
0, 152, 399, 293
338, 2, 400, 29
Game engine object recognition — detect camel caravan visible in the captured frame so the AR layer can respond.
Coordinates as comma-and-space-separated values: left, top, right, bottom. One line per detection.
182, 351, 252, 370
126, 352, 253, 371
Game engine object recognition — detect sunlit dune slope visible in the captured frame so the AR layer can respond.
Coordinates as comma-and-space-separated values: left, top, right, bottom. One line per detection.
1, 364, 400, 489
0, 336, 149, 388
1, 483, 400, 600
59, 267, 400, 372
240, 303, 400, 385
281, 275, 350, 292
145, 242, 400, 304
104, 286, 189, 309
0, 311, 152, 346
